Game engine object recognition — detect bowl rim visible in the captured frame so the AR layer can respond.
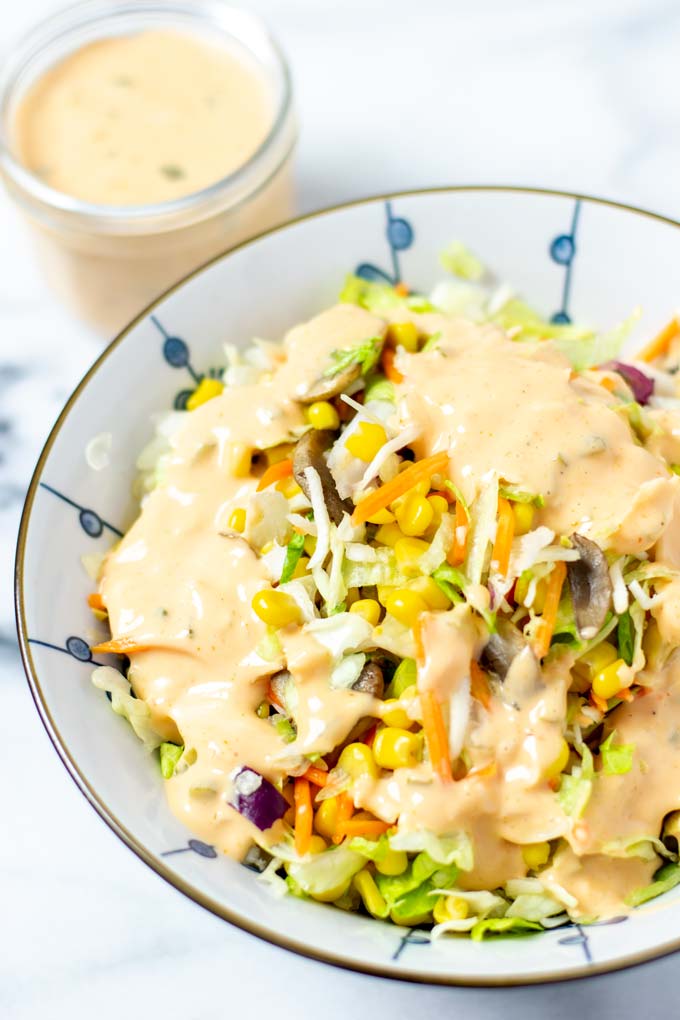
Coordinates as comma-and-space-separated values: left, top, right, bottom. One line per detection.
14, 183, 680, 987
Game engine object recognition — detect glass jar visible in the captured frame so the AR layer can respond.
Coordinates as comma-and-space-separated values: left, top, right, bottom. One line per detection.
0, 0, 296, 335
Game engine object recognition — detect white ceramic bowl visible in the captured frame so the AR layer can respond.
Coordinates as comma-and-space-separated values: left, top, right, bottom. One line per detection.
16, 187, 680, 985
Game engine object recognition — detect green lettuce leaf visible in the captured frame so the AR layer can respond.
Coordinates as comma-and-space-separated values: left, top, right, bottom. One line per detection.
626, 861, 680, 907
499, 485, 545, 508
599, 730, 635, 775
470, 917, 543, 941
375, 852, 458, 911
492, 298, 592, 343
388, 830, 474, 870
390, 880, 438, 925
617, 610, 634, 667
159, 741, 184, 779
322, 336, 383, 380
363, 374, 395, 404
552, 309, 640, 371
432, 564, 465, 605
280, 531, 305, 585
339, 275, 435, 314
347, 834, 390, 863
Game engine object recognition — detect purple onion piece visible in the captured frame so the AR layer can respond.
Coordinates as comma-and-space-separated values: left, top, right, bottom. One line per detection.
604, 360, 654, 405
230, 766, 288, 831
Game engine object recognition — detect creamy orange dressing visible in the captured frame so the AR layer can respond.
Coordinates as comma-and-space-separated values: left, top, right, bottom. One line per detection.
15, 30, 273, 205
99, 303, 680, 916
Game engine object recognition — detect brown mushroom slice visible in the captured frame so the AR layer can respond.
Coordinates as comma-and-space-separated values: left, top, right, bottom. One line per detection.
480, 618, 535, 682
567, 533, 612, 638
351, 659, 385, 698
298, 362, 363, 404
293, 428, 351, 526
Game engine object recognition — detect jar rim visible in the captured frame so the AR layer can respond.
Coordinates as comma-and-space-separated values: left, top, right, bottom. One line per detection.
0, 0, 295, 233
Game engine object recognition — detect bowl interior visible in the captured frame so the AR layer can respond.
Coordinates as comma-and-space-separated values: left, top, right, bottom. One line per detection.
16, 187, 680, 985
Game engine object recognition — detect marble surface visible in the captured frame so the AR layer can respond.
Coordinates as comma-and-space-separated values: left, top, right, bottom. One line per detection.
3, 0, 680, 1016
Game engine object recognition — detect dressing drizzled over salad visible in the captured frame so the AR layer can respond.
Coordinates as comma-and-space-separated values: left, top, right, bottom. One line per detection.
89, 259, 680, 939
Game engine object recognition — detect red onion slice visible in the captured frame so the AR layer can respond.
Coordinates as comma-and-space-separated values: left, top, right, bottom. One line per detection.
604, 361, 654, 405
230, 766, 288, 831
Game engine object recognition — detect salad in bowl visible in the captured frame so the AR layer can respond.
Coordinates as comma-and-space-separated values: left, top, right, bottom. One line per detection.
87, 259, 680, 940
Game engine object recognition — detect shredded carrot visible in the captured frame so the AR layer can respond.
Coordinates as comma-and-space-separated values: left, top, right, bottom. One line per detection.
257, 458, 293, 492
294, 777, 313, 856
615, 686, 635, 703
599, 376, 617, 393
420, 689, 453, 783
470, 659, 492, 710
332, 791, 355, 844
447, 499, 469, 565
382, 346, 404, 384
91, 636, 156, 655
87, 592, 105, 611
394, 282, 409, 297
531, 560, 567, 660
637, 317, 680, 363
491, 497, 514, 577
412, 615, 425, 666
335, 818, 392, 839
302, 765, 329, 787
590, 690, 608, 713
351, 451, 449, 526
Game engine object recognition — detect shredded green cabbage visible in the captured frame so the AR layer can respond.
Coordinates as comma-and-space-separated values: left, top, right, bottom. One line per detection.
599, 730, 635, 776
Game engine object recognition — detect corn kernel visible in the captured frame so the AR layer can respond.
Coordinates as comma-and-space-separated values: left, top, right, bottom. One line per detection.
354, 869, 389, 918
427, 493, 449, 521
225, 442, 252, 478
381, 698, 413, 729
387, 321, 419, 352
592, 658, 629, 700
389, 657, 418, 697
314, 797, 339, 840
228, 508, 246, 533
394, 537, 430, 575
395, 492, 434, 537
308, 835, 328, 855
186, 377, 224, 411
338, 742, 379, 780
307, 401, 340, 431
376, 584, 396, 607
522, 842, 551, 870
433, 894, 469, 923
349, 599, 382, 627
303, 534, 317, 557
512, 502, 535, 536
346, 422, 387, 462
366, 508, 395, 524
385, 589, 428, 627
310, 878, 353, 903
542, 737, 570, 780
276, 476, 302, 499
375, 848, 408, 876
251, 589, 303, 628
373, 727, 422, 770
407, 575, 451, 611
578, 641, 619, 680
374, 522, 406, 547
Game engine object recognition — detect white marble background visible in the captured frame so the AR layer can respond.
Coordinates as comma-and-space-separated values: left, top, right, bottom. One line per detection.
3, 0, 680, 1016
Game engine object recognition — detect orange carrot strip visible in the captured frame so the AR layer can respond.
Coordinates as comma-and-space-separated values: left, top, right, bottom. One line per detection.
335, 819, 392, 839
531, 561, 567, 660
394, 282, 409, 297
87, 592, 105, 611
599, 376, 617, 393
420, 689, 453, 783
615, 687, 635, 703
447, 499, 469, 566
382, 346, 404, 384
91, 636, 155, 655
303, 765, 329, 787
637, 317, 680, 363
294, 777, 313, 856
465, 760, 497, 780
470, 660, 492, 710
430, 487, 455, 504
491, 497, 514, 577
590, 690, 608, 713
413, 616, 425, 666
351, 451, 449, 526
332, 791, 355, 844
267, 681, 285, 713
257, 458, 293, 492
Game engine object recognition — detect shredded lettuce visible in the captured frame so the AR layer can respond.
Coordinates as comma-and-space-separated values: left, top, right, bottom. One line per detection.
439, 241, 485, 281
388, 830, 474, 870
348, 834, 391, 862
390, 880, 439, 925
280, 532, 305, 585
470, 917, 543, 940
617, 611, 635, 667
322, 336, 383, 380
558, 743, 594, 818
499, 485, 545, 508
376, 851, 459, 922
505, 893, 565, 922
286, 846, 365, 898
159, 742, 184, 778
432, 564, 466, 605
492, 298, 592, 344
91, 666, 162, 750
363, 374, 395, 404
464, 474, 499, 585
599, 730, 635, 776
418, 513, 455, 575
552, 309, 640, 371
339, 275, 435, 315
626, 861, 680, 907
305, 612, 373, 660
342, 547, 407, 589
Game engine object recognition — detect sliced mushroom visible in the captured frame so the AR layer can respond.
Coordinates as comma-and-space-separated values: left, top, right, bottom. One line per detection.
298, 362, 363, 404
480, 618, 534, 682
293, 428, 351, 526
351, 659, 385, 698
567, 533, 612, 638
